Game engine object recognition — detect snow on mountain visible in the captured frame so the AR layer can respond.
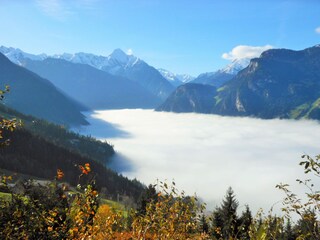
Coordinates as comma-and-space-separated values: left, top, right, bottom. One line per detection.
52, 52, 109, 70
158, 68, 194, 87
190, 58, 251, 87
220, 58, 250, 75
52, 48, 140, 73
159, 58, 249, 88
0, 46, 47, 65
0, 46, 141, 72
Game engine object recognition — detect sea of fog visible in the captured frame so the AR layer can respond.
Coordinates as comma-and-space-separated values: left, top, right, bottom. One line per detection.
76, 109, 320, 214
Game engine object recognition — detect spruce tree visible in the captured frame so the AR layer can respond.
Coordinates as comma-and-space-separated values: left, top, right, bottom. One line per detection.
220, 187, 239, 238
211, 187, 239, 239
137, 184, 158, 215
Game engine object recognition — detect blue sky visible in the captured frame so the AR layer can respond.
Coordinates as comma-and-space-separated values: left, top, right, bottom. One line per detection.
0, 0, 319, 76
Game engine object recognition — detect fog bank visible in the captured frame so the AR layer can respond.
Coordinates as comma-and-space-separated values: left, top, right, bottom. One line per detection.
80, 109, 320, 213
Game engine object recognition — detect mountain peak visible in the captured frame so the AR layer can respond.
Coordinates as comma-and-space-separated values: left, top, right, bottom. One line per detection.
107, 48, 139, 67
221, 58, 250, 75
109, 48, 129, 62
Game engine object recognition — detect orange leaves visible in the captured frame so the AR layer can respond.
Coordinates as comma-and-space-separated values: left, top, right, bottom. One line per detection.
56, 169, 64, 180
79, 163, 91, 175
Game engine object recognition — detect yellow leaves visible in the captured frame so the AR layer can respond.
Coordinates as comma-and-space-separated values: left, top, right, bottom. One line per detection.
131, 181, 204, 240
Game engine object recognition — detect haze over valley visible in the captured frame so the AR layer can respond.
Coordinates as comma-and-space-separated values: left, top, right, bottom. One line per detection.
78, 109, 320, 213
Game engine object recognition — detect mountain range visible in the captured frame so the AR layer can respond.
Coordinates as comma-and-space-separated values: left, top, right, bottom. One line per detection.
0, 47, 175, 102
157, 45, 320, 120
3, 44, 319, 122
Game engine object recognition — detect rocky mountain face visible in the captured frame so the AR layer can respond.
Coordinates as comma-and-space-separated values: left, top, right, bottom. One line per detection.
216, 45, 320, 118
0, 53, 88, 126
158, 45, 320, 120
156, 83, 216, 113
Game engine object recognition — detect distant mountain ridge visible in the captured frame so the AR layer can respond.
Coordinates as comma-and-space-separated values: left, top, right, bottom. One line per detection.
22, 57, 161, 109
191, 58, 250, 87
0, 52, 88, 126
157, 68, 195, 87
157, 45, 320, 120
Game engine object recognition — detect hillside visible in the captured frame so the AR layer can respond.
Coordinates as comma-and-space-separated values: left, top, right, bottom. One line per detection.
0, 101, 143, 201
0, 103, 114, 165
0, 127, 144, 200
0, 53, 88, 127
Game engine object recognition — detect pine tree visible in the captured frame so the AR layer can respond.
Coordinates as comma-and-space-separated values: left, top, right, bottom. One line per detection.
137, 184, 158, 215
211, 187, 239, 239
220, 187, 239, 238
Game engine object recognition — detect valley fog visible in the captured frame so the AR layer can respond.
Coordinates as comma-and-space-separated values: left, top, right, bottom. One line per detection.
79, 109, 320, 213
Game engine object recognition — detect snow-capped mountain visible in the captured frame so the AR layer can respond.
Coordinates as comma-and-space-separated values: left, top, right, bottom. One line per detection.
52, 52, 109, 70
0, 46, 174, 100
221, 58, 250, 75
0, 46, 47, 65
157, 68, 195, 87
191, 58, 251, 87
52, 48, 140, 74
55, 48, 175, 99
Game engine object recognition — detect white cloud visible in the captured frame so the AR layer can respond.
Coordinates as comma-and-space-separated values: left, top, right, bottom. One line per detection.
80, 109, 320, 215
126, 49, 133, 55
315, 27, 320, 34
222, 45, 274, 60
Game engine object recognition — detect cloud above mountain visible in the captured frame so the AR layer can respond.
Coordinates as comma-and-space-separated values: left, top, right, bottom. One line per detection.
126, 48, 133, 55
222, 45, 273, 60
315, 27, 320, 34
